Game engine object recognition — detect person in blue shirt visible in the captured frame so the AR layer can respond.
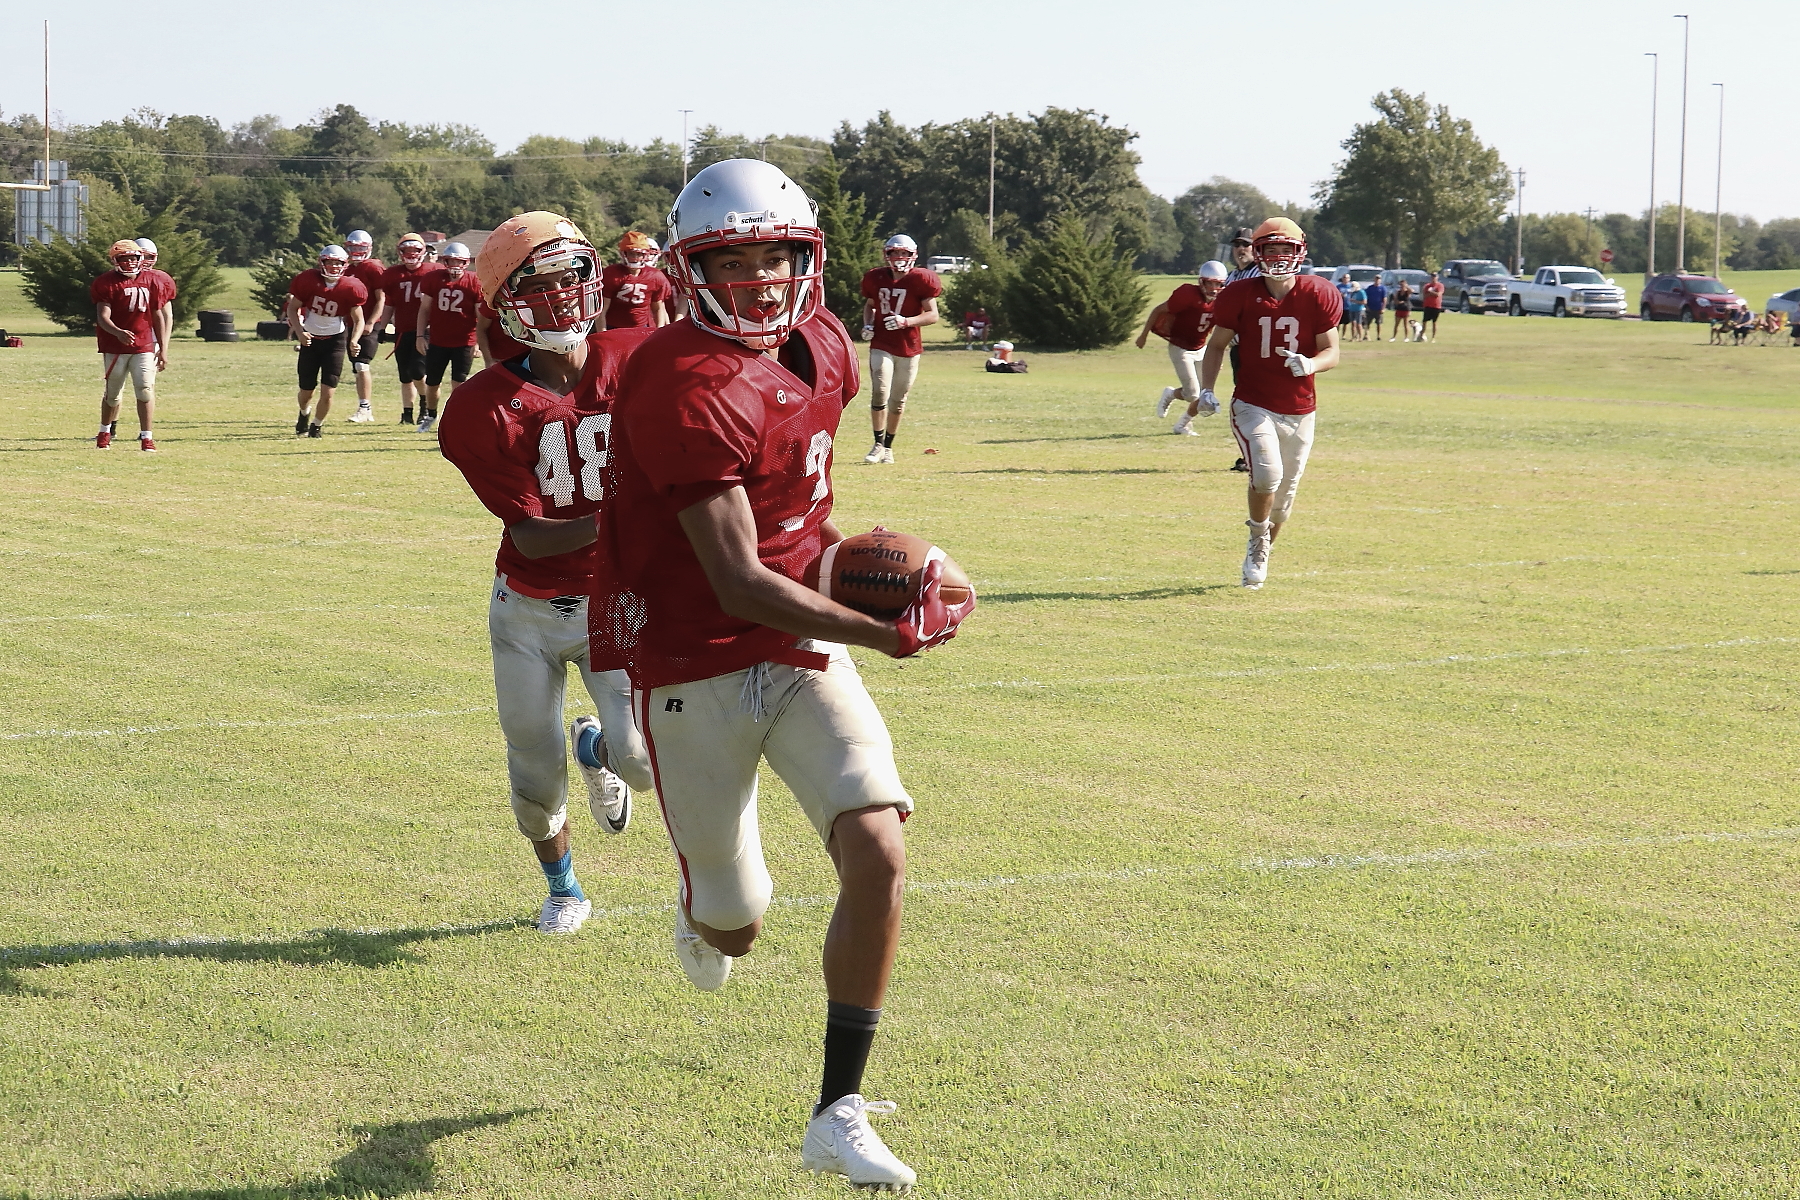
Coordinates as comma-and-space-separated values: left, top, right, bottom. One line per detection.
1363, 279, 1387, 341
1346, 285, 1368, 341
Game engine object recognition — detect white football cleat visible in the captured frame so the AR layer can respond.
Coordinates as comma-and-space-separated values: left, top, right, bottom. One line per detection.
879, 445, 895, 464
674, 897, 731, 991
417, 412, 436, 433
1242, 521, 1271, 590
348, 405, 374, 423
537, 895, 591, 935
802, 1094, 916, 1193
1171, 416, 1198, 436
863, 440, 885, 464
1156, 386, 1177, 418
570, 716, 630, 834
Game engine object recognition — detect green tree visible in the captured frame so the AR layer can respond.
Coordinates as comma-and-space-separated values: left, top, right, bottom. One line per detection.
1318, 89, 1511, 268
1531, 214, 1606, 268
942, 241, 1017, 340
806, 152, 882, 329
1003, 215, 1145, 350
249, 249, 303, 319
20, 183, 224, 333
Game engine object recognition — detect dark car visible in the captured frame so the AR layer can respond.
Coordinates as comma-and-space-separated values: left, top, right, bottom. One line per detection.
1640, 273, 1748, 323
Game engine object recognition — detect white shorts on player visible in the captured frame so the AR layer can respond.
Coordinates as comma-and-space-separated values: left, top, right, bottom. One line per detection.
1166, 343, 1203, 403
635, 643, 914, 933
1230, 399, 1315, 525
867, 348, 921, 412
102, 352, 157, 404
489, 576, 652, 841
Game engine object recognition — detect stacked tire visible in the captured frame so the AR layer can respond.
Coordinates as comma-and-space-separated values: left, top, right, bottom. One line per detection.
256, 321, 292, 340
197, 311, 239, 342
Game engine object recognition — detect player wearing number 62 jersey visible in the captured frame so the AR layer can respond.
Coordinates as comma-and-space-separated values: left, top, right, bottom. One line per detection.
437, 211, 655, 936
1198, 217, 1342, 589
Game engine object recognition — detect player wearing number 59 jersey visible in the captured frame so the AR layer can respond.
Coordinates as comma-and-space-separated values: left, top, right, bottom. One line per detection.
438, 211, 655, 936
1198, 217, 1342, 589
287, 247, 369, 439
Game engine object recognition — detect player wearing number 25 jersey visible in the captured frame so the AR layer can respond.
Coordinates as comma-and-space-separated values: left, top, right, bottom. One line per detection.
1199, 217, 1342, 589
600, 231, 672, 330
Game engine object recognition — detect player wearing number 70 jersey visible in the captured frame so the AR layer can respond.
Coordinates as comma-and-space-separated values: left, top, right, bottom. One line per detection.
1197, 217, 1342, 590
437, 211, 656, 936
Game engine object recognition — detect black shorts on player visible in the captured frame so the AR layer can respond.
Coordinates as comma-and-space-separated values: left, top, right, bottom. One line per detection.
396, 334, 427, 383
425, 345, 474, 387
298, 332, 348, 390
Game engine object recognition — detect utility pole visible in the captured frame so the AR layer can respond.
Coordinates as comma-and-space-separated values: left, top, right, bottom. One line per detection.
1644, 52, 1658, 279
1711, 82, 1724, 279
1584, 207, 1597, 238
1674, 14, 1690, 272
0, 22, 51, 193
987, 116, 996, 242
679, 109, 693, 186
1513, 168, 1526, 274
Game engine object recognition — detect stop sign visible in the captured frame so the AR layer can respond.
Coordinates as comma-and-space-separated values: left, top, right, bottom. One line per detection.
1600, 248, 1615, 264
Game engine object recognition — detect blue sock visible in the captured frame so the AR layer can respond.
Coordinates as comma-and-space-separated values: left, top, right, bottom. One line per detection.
541, 850, 585, 900
574, 722, 604, 770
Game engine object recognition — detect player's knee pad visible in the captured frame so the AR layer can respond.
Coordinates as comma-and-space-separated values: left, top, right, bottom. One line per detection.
511, 793, 568, 843
685, 862, 773, 933
868, 402, 886, 413
352, 360, 371, 376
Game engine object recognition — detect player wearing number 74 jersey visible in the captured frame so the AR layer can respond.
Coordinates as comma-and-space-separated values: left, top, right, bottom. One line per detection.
1197, 217, 1342, 589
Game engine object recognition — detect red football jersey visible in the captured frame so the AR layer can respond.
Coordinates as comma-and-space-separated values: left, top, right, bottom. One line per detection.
591, 313, 861, 687
1208, 274, 1343, 415
421, 266, 482, 348
379, 263, 434, 336
345, 259, 387, 316
288, 269, 369, 337
1162, 283, 1215, 352
860, 267, 943, 356
478, 297, 532, 362
90, 270, 171, 354
600, 264, 673, 329
438, 328, 656, 597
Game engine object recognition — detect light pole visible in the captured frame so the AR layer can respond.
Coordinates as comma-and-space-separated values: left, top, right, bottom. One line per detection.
1674, 14, 1690, 272
1644, 52, 1658, 279
0, 22, 52, 194
987, 116, 996, 242
1513, 168, 1526, 274
1711, 82, 1724, 279
679, 109, 694, 186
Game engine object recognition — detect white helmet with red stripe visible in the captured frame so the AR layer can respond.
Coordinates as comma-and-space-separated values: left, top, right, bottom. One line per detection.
133, 238, 159, 269
476, 212, 602, 354
344, 229, 374, 262
439, 242, 472, 277
318, 244, 349, 282
884, 233, 918, 275
1250, 218, 1307, 280
666, 158, 824, 351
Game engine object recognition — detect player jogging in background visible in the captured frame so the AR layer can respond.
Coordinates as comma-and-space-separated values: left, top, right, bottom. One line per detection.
415, 242, 480, 432
91, 240, 172, 451
286, 246, 368, 439
599, 231, 672, 329
1197, 217, 1342, 590
593, 159, 974, 1192
1223, 229, 1261, 472
858, 233, 941, 464
342, 230, 387, 423
1138, 259, 1228, 434
380, 234, 433, 425
132, 238, 176, 377
437, 211, 653, 935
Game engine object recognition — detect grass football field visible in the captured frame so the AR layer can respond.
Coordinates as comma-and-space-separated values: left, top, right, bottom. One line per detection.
2, 273, 1799, 1198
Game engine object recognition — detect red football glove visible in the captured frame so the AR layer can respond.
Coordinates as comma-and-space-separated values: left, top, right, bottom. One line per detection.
890, 557, 977, 658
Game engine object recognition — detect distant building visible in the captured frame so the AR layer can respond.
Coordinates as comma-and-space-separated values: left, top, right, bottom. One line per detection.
12, 161, 87, 246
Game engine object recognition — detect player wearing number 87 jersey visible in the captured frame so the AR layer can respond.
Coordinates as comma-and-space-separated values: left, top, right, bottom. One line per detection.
1198, 217, 1342, 589
438, 210, 656, 937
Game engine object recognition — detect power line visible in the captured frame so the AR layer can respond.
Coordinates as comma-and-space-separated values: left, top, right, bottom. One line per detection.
0, 135, 831, 167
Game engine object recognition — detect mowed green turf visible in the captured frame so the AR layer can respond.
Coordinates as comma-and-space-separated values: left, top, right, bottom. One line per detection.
2, 290, 1799, 1199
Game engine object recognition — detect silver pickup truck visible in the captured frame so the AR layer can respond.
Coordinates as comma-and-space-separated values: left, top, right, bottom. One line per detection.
1484, 266, 1628, 318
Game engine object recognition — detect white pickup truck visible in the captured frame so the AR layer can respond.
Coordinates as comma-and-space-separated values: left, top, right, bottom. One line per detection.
1483, 266, 1628, 318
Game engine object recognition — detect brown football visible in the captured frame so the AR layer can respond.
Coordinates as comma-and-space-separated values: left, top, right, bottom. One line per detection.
820, 528, 971, 618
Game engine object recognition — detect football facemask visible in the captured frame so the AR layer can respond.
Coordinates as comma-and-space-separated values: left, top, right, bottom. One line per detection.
398, 240, 427, 267
679, 238, 823, 352
494, 240, 602, 354
1253, 236, 1305, 279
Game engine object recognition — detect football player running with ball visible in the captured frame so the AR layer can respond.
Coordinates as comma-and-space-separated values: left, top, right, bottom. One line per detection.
599, 231, 672, 329
1137, 259, 1229, 435
1197, 218, 1342, 589
341, 230, 387, 423
285, 246, 368, 439
437, 212, 655, 935
592, 160, 974, 1192
857, 233, 941, 464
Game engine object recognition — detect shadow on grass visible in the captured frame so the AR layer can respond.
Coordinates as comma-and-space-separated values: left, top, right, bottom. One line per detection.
86, 1111, 531, 1200
976, 432, 1164, 445
0, 919, 528, 994
262, 445, 442, 455
981, 584, 1231, 604
955, 466, 1184, 476
1746, 569, 1800, 576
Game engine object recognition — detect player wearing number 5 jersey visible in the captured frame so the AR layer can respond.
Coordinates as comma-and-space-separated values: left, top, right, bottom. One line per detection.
857, 235, 941, 463
416, 243, 480, 433
438, 211, 655, 936
286, 246, 369, 439
1199, 217, 1342, 589
599, 231, 672, 330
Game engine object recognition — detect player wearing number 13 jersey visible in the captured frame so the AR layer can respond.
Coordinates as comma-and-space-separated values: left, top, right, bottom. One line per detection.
438, 211, 655, 937
1199, 217, 1342, 589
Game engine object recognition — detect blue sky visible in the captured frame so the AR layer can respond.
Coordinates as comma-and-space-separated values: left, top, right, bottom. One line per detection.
4, 0, 1793, 222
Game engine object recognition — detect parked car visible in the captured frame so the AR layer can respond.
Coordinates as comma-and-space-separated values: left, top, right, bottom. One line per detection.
923, 255, 971, 274
1486, 266, 1627, 318
1439, 259, 1511, 313
1381, 269, 1431, 294
1765, 286, 1800, 318
1639, 273, 1748, 323
1301, 263, 1337, 277
1328, 264, 1383, 287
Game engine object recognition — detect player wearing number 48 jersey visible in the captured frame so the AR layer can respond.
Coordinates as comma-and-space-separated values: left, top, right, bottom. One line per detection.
1198, 217, 1342, 589
438, 211, 655, 936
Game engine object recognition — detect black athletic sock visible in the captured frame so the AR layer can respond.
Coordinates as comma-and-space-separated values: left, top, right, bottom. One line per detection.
817, 1001, 882, 1115
880, 431, 896, 449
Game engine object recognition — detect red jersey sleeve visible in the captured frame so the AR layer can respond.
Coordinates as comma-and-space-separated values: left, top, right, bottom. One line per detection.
858, 270, 882, 301
437, 388, 546, 526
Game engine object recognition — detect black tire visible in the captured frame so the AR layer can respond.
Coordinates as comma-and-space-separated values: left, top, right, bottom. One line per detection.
1679, 307, 1695, 324
1458, 293, 1473, 314
1509, 296, 1524, 317
1640, 304, 1653, 321
1553, 300, 1567, 318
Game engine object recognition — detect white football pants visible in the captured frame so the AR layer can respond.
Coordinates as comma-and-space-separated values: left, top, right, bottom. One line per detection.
868, 348, 921, 414
1230, 399, 1316, 525
101, 352, 157, 404
636, 644, 913, 933
1166, 343, 1204, 402
488, 576, 652, 842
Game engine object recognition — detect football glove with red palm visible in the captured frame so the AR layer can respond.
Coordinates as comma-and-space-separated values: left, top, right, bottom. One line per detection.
891, 558, 977, 658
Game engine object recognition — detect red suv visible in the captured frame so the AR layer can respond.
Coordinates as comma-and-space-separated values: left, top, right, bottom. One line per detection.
1639, 273, 1748, 323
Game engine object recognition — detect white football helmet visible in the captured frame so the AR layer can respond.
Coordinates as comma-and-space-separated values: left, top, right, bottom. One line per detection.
1199, 258, 1228, 299
884, 234, 918, 275
440, 242, 472, 276
344, 230, 374, 262
667, 158, 824, 350
318, 244, 349, 282
133, 237, 159, 268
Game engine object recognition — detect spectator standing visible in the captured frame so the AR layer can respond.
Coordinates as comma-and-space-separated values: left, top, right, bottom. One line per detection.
1390, 280, 1414, 342
1420, 272, 1445, 342
1364, 277, 1387, 341
1346, 283, 1367, 340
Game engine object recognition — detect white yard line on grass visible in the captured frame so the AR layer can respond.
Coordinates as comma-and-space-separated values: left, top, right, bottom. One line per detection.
1, 706, 494, 742
0, 603, 439, 627
9, 827, 1796, 966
